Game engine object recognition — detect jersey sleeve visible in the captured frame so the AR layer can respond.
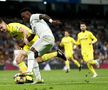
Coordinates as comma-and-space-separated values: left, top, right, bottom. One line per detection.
60, 38, 64, 46
30, 14, 42, 21
76, 34, 80, 45
71, 37, 76, 44
8, 23, 21, 32
89, 32, 97, 44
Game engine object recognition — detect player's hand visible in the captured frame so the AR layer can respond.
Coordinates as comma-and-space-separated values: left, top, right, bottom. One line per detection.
52, 20, 62, 26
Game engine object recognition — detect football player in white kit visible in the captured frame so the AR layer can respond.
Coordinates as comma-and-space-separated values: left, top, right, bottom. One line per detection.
20, 8, 66, 84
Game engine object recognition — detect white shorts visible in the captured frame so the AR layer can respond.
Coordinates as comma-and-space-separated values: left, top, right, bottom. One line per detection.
31, 35, 55, 56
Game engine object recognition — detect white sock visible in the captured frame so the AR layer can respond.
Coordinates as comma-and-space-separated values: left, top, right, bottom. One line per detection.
33, 59, 42, 81
27, 51, 35, 72
12, 57, 18, 67
12, 50, 20, 67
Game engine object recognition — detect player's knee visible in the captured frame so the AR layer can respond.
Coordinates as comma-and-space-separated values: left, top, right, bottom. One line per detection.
16, 58, 21, 64
33, 61, 39, 68
20, 50, 27, 56
16, 53, 25, 64
86, 60, 92, 64
30, 47, 38, 58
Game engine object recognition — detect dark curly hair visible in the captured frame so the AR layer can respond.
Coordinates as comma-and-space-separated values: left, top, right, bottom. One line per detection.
20, 7, 33, 14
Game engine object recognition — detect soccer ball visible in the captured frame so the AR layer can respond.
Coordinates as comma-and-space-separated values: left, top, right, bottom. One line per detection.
14, 76, 25, 84
14, 72, 34, 84
14, 73, 26, 84
25, 75, 34, 83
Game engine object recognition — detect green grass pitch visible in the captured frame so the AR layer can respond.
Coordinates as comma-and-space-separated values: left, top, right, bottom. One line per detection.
0, 69, 108, 90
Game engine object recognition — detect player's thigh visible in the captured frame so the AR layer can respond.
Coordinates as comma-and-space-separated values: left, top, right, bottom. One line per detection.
31, 36, 54, 56
88, 50, 94, 60
13, 50, 22, 64
82, 52, 89, 62
82, 51, 94, 62
15, 50, 27, 63
65, 52, 73, 60
39, 44, 53, 56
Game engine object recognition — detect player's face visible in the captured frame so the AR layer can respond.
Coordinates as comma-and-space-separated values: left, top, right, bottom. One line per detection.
64, 31, 69, 37
0, 22, 7, 32
80, 24, 87, 31
21, 11, 30, 22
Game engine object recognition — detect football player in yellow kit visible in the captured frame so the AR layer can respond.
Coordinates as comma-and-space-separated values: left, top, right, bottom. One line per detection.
0, 18, 38, 74
76, 22, 100, 78
60, 31, 81, 72
0, 17, 66, 83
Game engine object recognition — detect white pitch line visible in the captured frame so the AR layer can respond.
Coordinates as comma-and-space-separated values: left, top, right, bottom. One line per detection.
0, 81, 108, 87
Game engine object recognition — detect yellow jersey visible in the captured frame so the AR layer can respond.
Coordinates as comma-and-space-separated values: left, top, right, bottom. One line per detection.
7, 23, 31, 40
77, 30, 97, 53
60, 36, 76, 54
6, 23, 38, 52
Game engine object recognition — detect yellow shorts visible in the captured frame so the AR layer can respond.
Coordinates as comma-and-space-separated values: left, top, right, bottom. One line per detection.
65, 52, 73, 60
23, 35, 38, 52
82, 50, 94, 62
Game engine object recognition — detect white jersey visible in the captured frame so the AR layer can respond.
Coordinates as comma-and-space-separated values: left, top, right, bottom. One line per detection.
30, 14, 54, 38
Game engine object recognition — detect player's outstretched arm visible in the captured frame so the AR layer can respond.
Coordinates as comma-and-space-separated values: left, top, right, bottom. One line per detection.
39, 14, 62, 26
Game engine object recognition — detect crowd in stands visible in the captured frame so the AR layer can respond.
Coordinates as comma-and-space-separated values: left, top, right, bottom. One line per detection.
0, 17, 108, 70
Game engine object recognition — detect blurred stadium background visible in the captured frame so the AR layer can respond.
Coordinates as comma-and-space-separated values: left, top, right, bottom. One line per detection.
0, 0, 108, 71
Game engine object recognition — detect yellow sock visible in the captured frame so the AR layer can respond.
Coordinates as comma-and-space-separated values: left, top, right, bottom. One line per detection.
42, 52, 57, 61
73, 60, 80, 67
18, 61, 27, 73
87, 63, 97, 75
65, 60, 70, 70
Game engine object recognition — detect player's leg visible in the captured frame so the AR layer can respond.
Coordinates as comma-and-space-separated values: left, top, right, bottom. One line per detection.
64, 60, 70, 73
28, 44, 55, 84
83, 52, 98, 78
86, 50, 99, 67
70, 53, 81, 71
88, 51, 98, 78
27, 44, 53, 72
87, 63, 97, 78
33, 58, 44, 84
13, 49, 27, 73
63, 53, 70, 73
40, 49, 66, 62
72, 59, 81, 71
13, 44, 23, 67
27, 37, 53, 84
15, 50, 28, 73
88, 60, 100, 68
23, 44, 41, 81
13, 50, 19, 67
71, 60, 81, 71
27, 48, 43, 84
